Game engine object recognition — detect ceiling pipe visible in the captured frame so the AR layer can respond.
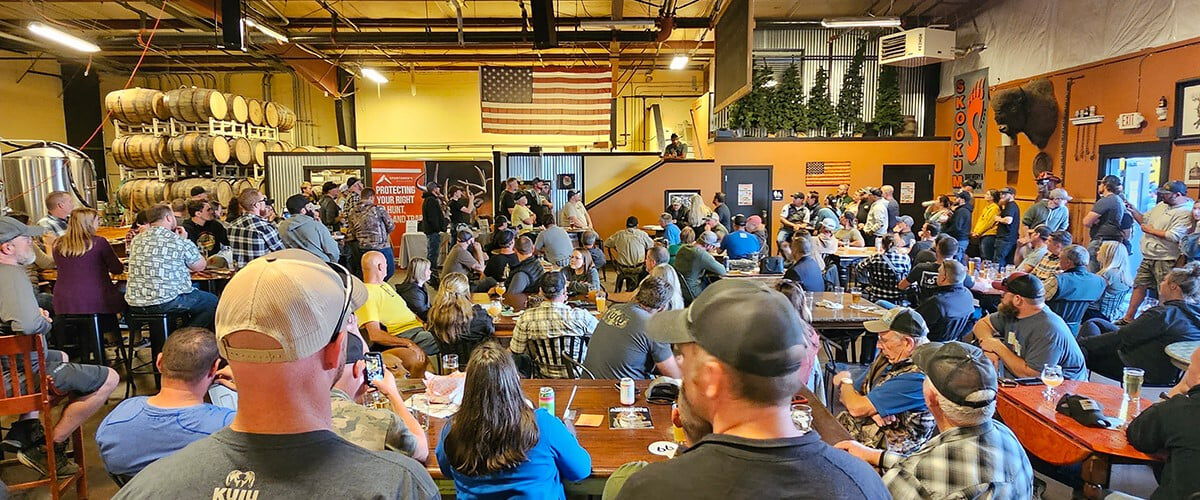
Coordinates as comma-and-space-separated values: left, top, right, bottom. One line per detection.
84, 16, 712, 31
101, 28, 675, 48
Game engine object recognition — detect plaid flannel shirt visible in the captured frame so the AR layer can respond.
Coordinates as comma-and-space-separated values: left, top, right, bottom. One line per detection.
857, 249, 912, 303
510, 301, 598, 378
1031, 253, 1060, 281
229, 213, 284, 268
880, 420, 1033, 500
37, 215, 68, 237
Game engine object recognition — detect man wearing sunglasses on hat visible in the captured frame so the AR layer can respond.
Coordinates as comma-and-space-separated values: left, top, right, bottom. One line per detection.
116, 249, 437, 499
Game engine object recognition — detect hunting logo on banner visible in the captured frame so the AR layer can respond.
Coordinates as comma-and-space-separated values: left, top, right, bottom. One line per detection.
953, 68, 988, 189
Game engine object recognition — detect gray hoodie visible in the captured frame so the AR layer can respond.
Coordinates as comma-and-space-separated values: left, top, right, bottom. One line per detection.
278, 213, 340, 263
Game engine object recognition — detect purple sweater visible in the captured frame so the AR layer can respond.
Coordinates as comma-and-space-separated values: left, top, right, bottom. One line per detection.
52, 236, 126, 315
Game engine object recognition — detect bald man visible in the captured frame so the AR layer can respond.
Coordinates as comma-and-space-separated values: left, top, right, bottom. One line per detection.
354, 251, 438, 355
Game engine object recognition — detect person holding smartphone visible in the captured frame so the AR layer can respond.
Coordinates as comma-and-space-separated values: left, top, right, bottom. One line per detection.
331, 332, 429, 462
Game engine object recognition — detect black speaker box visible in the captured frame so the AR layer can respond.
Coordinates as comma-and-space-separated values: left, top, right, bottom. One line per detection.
220, 0, 246, 51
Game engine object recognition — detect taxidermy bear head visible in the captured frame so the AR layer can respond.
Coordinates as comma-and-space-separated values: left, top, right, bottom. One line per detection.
992, 78, 1059, 150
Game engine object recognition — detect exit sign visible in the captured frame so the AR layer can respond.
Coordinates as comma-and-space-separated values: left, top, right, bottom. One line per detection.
1117, 112, 1145, 130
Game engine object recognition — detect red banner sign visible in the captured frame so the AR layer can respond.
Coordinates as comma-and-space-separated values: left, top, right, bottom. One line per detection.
371, 160, 424, 249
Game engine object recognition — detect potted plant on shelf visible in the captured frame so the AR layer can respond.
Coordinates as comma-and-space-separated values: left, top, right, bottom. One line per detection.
836, 40, 867, 137
874, 65, 904, 137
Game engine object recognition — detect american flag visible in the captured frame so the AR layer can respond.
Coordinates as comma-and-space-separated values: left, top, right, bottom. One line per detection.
480, 66, 612, 137
805, 161, 852, 186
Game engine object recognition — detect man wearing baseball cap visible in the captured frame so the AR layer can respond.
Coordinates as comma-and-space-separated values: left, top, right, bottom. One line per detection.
558, 189, 592, 229
278, 193, 340, 263
615, 280, 888, 499
118, 250, 437, 499
970, 272, 1087, 380
893, 215, 916, 248
674, 230, 726, 299
837, 342, 1033, 498
862, 188, 889, 247
1119, 179, 1195, 324
658, 212, 681, 246
777, 192, 810, 259
990, 187, 1020, 265
833, 308, 936, 455
720, 214, 760, 260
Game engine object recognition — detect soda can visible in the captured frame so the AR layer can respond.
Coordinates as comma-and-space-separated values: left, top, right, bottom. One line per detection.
539, 386, 555, 415
619, 377, 636, 405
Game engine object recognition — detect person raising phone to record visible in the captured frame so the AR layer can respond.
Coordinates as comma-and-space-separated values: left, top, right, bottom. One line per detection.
330, 331, 429, 462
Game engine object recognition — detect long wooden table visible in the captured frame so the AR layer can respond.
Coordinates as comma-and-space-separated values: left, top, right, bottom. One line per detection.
419, 379, 846, 495
995, 380, 1161, 499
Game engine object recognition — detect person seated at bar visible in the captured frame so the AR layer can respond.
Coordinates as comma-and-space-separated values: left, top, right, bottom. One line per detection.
783, 237, 825, 292
616, 280, 889, 499
1043, 244, 1105, 303
811, 220, 840, 260
837, 342, 1033, 499
181, 199, 229, 255
357, 251, 439, 355
915, 260, 976, 342
558, 190, 592, 229
675, 230, 726, 300
605, 216, 656, 275
51, 208, 125, 322
835, 210, 866, 247
228, 188, 284, 269
972, 273, 1087, 380
126, 204, 217, 329
37, 190, 73, 243
396, 257, 432, 321
772, 280, 825, 392
1088, 240, 1134, 322
1128, 346, 1200, 500
1015, 225, 1052, 274
331, 331, 427, 461
659, 212, 681, 246
483, 229, 518, 284
437, 342, 591, 497
1029, 230, 1072, 281
564, 248, 601, 297
856, 233, 912, 304
96, 327, 234, 478
443, 229, 495, 293
721, 214, 761, 260
534, 217, 573, 268
496, 236, 545, 309
278, 194, 339, 263
509, 273, 597, 378
1079, 262, 1200, 386
427, 272, 495, 362
834, 308, 936, 455
582, 276, 681, 380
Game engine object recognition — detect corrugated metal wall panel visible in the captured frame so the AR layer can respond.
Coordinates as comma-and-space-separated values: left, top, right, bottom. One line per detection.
263, 152, 370, 200
500, 154, 584, 212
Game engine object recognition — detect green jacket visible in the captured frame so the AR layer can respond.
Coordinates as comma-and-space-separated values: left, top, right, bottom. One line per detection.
674, 244, 726, 299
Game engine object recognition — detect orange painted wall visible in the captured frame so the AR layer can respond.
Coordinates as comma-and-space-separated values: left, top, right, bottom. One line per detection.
935, 37, 1200, 242
588, 139, 951, 241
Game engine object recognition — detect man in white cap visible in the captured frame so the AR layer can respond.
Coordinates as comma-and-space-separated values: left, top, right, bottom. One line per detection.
116, 249, 437, 499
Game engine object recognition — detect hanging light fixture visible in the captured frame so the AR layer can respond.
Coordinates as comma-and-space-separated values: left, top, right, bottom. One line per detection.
362, 68, 389, 84
820, 17, 901, 28
669, 55, 689, 70
28, 22, 100, 53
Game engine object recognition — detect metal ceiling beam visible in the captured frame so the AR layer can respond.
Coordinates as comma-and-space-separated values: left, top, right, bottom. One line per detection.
100, 52, 710, 63
62, 16, 711, 31
100, 28, 689, 48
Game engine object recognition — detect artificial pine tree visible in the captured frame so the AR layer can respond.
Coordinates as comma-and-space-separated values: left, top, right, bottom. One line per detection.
727, 64, 775, 134
836, 40, 867, 136
772, 62, 806, 136
874, 65, 904, 136
806, 66, 836, 137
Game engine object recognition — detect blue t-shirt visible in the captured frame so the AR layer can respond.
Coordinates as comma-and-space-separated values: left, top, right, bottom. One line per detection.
720, 230, 761, 259
96, 396, 235, 476
663, 223, 681, 246
437, 408, 592, 499
784, 256, 825, 292
862, 371, 928, 417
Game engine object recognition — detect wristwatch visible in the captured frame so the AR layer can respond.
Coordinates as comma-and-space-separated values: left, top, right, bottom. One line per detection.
839, 377, 854, 387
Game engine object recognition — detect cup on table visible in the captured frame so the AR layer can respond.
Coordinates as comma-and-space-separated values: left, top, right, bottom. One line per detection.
443, 354, 459, 374
790, 404, 813, 433
833, 286, 845, 304
495, 283, 507, 296
596, 290, 608, 313
488, 300, 502, 318
850, 287, 862, 304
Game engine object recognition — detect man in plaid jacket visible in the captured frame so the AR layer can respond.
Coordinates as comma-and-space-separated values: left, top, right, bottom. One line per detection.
229, 188, 284, 268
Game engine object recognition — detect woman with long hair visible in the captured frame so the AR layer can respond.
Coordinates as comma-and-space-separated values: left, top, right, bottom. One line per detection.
52, 207, 125, 316
1088, 240, 1134, 322
396, 257, 433, 321
428, 273, 495, 360
647, 263, 685, 310
972, 190, 1000, 262
684, 193, 713, 229
774, 280, 824, 400
564, 249, 600, 296
437, 341, 591, 497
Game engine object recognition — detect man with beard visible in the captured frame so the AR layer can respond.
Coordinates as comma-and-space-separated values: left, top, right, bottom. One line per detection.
970, 273, 1087, 380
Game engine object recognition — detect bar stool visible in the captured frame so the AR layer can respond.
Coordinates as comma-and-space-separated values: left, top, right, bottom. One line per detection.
52, 314, 109, 366
123, 311, 186, 398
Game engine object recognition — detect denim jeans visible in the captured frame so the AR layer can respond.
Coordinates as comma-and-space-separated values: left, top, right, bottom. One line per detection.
376, 246, 396, 282
979, 235, 996, 263
132, 289, 219, 330
426, 232, 443, 265
992, 239, 1016, 267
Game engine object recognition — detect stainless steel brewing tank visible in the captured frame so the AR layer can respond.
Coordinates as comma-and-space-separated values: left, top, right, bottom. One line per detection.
1, 144, 96, 221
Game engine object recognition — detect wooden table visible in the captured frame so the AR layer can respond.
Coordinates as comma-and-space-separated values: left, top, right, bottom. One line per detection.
420, 379, 847, 495
995, 380, 1161, 499
1166, 340, 1198, 370
39, 268, 235, 294
809, 291, 884, 330
472, 291, 635, 337
830, 247, 876, 287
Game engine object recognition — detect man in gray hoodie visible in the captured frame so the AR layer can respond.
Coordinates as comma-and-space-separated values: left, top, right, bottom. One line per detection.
279, 194, 340, 263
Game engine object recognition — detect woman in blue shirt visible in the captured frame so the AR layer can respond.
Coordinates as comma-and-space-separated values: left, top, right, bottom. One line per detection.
437, 342, 592, 499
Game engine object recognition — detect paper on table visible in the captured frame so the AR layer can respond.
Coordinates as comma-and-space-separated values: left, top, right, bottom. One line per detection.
575, 414, 604, 427
425, 372, 465, 405
406, 393, 460, 419
816, 300, 844, 310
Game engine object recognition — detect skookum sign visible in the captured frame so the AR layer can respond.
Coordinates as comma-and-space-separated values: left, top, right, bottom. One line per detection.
952, 68, 988, 189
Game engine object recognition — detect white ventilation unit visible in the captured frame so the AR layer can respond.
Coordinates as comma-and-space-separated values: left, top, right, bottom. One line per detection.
878, 27, 956, 67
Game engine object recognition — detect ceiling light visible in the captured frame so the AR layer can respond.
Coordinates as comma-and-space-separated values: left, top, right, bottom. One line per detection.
243, 18, 289, 43
763, 79, 778, 88
820, 17, 901, 28
362, 68, 388, 84
669, 55, 688, 70
28, 22, 100, 53
578, 19, 658, 29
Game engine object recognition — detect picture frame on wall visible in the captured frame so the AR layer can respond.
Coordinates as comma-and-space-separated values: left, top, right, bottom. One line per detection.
665, 189, 701, 211
556, 173, 576, 190
1174, 78, 1200, 143
1186, 151, 1200, 186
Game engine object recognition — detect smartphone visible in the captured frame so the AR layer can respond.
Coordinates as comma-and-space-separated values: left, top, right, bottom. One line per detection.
364, 352, 385, 382
1014, 377, 1045, 386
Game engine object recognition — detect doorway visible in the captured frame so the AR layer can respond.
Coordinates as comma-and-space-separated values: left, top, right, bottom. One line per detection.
1098, 142, 1171, 270
722, 166, 772, 239
881, 165, 935, 223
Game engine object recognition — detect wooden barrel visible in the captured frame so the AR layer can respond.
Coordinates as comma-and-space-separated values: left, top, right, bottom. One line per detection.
164, 88, 227, 123
224, 93, 249, 123
231, 137, 253, 165
275, 105, 296, 131
326, 145, 355, 153
105, 88, 168, 124
231, 178, 263, 197
168, 178, 234, 206
246, 99, 264, 126
212, 179, 234, 207
266, 141, 285, 153
118, 179, 172, 211
168, 133, 231, 167
278, 141, 294, 151
264, 102, 280, 128
251, 140, 268, 165
291, 145, 322, 152
111, 135, 168, 168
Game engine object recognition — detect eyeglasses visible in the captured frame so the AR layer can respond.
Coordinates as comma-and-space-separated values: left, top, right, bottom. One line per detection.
325, 261, 354, 345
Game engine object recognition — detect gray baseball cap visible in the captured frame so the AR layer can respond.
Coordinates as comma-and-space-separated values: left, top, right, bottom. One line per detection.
646, 279, 806, 377
912, 341, 997, 409
698, 230, 719, 245
0, 216, 45, 243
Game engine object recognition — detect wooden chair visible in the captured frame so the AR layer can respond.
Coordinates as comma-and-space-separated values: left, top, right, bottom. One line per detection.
1047, 299, 1092, 335
528, 336, 588, 379
0, 335, 87, 499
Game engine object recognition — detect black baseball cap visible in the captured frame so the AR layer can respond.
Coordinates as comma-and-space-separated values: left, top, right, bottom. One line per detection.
626, 216, 638, 228
912, 341, 997, 408
1056, 394, 1118, 428
344, 332, 366, 365
456, 229, 474, 242
540, 271, 567, 296
646, 279, 806, 377
567, 189, 580, 199
1158, 180, 1188, 195
863, 307, 929, 337
731, 214, 746, 227
322, 181, 338, 193
285, 194, 312, 215
991, 272, 1044, 299
346, 177, 360, 188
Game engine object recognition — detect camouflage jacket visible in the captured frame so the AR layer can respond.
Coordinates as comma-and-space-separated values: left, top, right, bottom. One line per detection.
348, 202, 395, 250
836, 357, 936, 455
330, 388, 418, 456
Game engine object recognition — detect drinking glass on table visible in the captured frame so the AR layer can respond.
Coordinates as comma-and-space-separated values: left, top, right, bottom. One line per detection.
832, 286, 845, 305
488, 300, 502, 318
1121, 367, 1145, 419
495, 283, 507, 297
790, 404, 813, 433
1040, 364, 1064, 401
442, 354, 459, 374
849, 286, 862, 304
595, 290, 608, 313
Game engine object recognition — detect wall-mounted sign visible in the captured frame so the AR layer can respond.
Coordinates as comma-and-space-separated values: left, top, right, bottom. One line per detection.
771, 189, 784, 201
737, 184, 754, 206
1116, 112, 1146, 130
952, 68, 988, 190
899, 182, 916, 204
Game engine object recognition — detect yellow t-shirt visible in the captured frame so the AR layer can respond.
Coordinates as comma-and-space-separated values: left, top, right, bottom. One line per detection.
511, 204, 535, 232
355, 283, 424, 335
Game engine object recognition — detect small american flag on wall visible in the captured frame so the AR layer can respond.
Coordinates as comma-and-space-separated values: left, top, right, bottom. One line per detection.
480, 66, 612, 137
805, 161, 852, 186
